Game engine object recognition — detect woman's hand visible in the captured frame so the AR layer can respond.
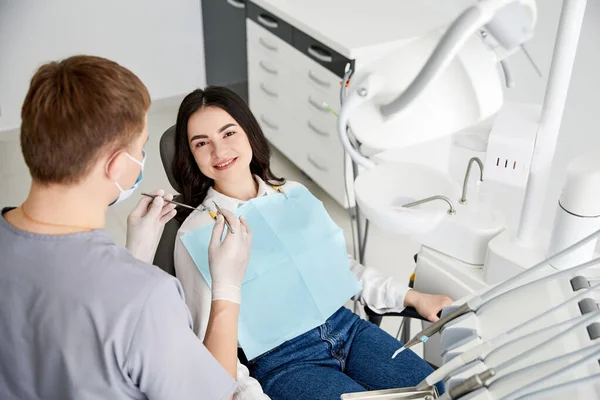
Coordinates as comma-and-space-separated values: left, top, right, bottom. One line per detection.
126, 189, 177, 264
208, 209, 252, 304
404, 290, 454, 322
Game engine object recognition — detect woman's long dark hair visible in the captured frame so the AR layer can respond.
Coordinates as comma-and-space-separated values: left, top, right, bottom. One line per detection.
172, 86, 284, 220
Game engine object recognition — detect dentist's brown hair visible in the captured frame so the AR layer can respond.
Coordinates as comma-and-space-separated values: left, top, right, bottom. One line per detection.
21, 55, 150, 185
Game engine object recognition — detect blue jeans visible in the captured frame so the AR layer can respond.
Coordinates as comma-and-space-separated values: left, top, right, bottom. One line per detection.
249, 307, 444, 399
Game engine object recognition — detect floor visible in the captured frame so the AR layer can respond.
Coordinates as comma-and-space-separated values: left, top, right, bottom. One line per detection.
0, 103, 424, 355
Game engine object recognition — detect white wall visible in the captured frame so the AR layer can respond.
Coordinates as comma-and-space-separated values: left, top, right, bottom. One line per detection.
0, 0, 206, 137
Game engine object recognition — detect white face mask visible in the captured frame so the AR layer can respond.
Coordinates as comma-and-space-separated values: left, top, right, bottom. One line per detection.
108, 150, 146, 206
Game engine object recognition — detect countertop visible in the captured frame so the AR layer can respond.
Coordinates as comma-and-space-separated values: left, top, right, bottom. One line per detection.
251, 0, 460, 59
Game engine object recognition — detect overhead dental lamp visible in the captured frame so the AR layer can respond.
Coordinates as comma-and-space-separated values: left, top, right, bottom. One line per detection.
339, 0, 537, 167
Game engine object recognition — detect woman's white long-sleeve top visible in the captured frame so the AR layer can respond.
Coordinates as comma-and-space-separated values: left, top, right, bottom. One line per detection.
173, 176, 411, 399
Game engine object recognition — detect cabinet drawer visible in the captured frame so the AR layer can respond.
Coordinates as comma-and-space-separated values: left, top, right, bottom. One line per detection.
302, 134, 344, 185
289, 76, 342, 146
292, 53, 348, 108
292, 28, 353, 79
248, 21, 346, 106
297, 99, 340, 152
247, 20, 297, 69
300, 113, 340, 160
248, 81, 294, 156
281, 137, 348, 207
252, 92, 348, 207
247, 1, 292, 43
247, 46, 296, 106
285, 113, 347, 206
298, 82, 340, 120
298, 140, 348, 207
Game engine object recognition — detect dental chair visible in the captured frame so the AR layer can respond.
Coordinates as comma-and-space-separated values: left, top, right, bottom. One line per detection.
152, 125, 433, 365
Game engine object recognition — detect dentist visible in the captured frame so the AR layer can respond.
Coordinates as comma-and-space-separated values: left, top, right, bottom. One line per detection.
0, 55, 250, 400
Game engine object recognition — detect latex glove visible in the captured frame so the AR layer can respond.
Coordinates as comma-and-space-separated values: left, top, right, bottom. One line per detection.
208, 209, 252, 304
404, 290, 454, 322
126, 189, 177, 264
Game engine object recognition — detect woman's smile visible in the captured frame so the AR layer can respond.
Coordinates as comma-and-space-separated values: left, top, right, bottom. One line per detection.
213, 157, 238, 171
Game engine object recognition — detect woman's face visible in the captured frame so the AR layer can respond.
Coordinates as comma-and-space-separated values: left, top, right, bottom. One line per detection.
187, 106, 253, 182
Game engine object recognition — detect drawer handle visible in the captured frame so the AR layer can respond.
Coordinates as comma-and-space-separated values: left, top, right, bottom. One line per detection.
258, 14, 279, 30
260, 83, 278, 98
226, 0, 246, 9
308, 71, 331, 88
308, 96, 327, 113
259, 37, 278, 52
307, 121, 330, 138
308, 45, 333, 63
259, 60, 278, 75
260, 115, 279, 131
307, 155, 328, 172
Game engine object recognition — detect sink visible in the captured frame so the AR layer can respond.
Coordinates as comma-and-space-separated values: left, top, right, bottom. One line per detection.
354, 162, 504, 265
354, 162, 460, 237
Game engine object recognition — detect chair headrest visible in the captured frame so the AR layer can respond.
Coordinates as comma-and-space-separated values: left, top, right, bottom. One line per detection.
159, 125, 180, 194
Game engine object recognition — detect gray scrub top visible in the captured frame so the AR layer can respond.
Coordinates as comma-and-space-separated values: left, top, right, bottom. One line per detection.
0, 208, 235, 400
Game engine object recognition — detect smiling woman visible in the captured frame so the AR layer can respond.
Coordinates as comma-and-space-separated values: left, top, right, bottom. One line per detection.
172, 87, 284, 220
171, 86, 452, 400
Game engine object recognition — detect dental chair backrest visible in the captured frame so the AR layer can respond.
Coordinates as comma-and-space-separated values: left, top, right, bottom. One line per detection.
153, 125, 182, 277
159, 125, 180, 194
153, 124, 252, 366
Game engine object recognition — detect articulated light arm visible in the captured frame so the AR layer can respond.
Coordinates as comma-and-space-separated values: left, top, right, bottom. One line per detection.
337, 0, 536, 167
382, 0, 535, 118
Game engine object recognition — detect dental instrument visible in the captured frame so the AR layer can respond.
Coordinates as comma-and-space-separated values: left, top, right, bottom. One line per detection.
394, 227, 600, 356
435, 343, 600, 399
416, 280, 600, 390
497, 345, 600, 400
141, 193, 234, 234
510, 373, 600, 400
142, 193, 211, 214
212, 201, 235, 234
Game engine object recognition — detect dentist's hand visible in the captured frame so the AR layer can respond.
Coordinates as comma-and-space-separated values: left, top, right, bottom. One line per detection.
126, 189, 177, 264
208, 209, 252, 304
404, 290, 454, 323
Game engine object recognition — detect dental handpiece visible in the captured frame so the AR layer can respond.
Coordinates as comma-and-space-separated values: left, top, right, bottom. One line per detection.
392, 303, 474, 358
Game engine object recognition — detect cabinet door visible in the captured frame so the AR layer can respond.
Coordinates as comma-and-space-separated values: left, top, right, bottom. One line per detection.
202, 0, 248, 100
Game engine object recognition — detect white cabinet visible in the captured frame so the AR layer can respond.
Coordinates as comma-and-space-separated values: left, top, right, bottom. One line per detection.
246, 3, 354, 207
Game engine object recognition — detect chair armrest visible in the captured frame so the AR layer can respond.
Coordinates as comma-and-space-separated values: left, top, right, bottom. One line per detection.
152, 218, 182, 276
364, 305, 440, 323
238, 347, 250, 367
